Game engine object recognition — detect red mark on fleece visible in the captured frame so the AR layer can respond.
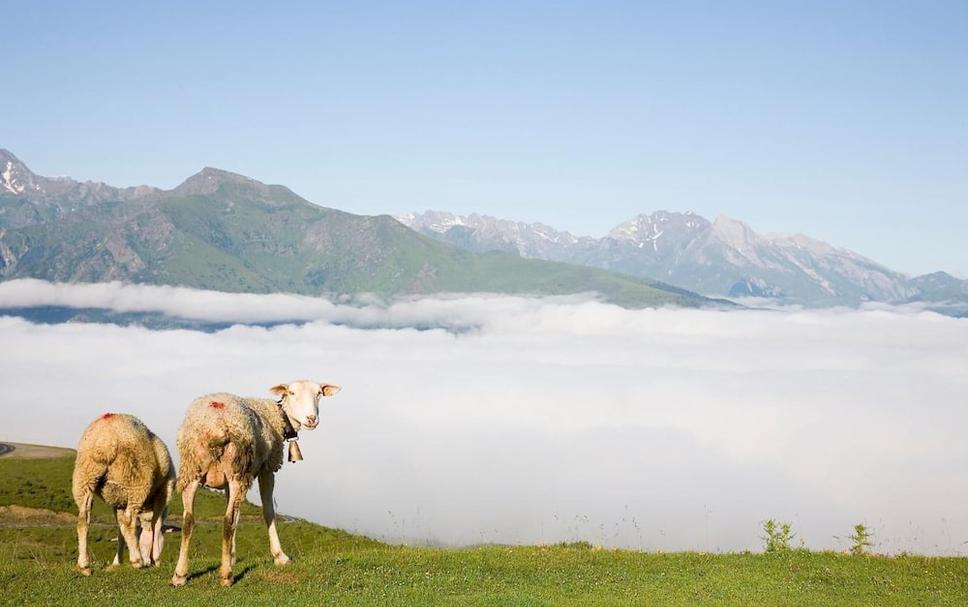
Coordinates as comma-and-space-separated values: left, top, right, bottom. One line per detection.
101, 413, 114, 420
209, 401, 225, 409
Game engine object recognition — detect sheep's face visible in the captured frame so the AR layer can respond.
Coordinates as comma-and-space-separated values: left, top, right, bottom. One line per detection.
270, 380, 341, 431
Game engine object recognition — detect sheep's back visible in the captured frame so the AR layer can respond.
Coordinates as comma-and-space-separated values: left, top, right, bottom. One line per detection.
74, 413, 163, 509
177, 393, 281, 482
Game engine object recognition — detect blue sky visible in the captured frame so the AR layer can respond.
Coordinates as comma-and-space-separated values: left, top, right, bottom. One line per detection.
3, 1, 966, 275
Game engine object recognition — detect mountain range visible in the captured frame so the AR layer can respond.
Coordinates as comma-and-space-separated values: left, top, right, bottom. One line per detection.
0, 150, 713, 309
399, 210, 967, 309
4, 148, 963, 314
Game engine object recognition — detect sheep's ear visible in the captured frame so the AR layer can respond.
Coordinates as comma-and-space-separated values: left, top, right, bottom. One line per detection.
320, 384, 341, 397
269, 384, 289, 396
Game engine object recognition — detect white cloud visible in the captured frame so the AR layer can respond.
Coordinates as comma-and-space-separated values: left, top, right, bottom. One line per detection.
1, 280, 966, 554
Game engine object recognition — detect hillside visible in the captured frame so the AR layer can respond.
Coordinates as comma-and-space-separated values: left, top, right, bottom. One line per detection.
2, 449, 968, 606
400, 210, 967, 307
0, 150, 714, 309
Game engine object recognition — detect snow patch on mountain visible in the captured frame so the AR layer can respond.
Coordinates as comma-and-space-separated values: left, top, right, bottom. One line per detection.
398, 211, 590, 257
1, 161, 23, 194
402, 209, 925, 306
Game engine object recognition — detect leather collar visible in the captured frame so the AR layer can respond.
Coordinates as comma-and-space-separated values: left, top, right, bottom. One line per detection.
276, 397, 298, 441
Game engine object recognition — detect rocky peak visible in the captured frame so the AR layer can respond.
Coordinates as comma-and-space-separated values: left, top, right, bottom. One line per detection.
907, 271, 968, 303
398, 210, 588, 256
607, 211, 711, 252
607, 213, 653, 243
173, 167, 256, 196
0, 149, 41, 196
171, 166, 303, 207
911, 271, 966, 289
0, 149, 164, 205
397, 210, 467, 234
0, 149, 27, 170
917, 270, 956, 282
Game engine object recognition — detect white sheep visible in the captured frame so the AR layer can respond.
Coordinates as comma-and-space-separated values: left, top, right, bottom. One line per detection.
170, 380, 341, 587
72, 412, 175, 575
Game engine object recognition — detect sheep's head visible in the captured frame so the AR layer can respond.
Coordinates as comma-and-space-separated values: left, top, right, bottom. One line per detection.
270, 380, 341, 431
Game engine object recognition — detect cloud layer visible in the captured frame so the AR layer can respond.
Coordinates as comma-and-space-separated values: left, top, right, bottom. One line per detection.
1, 280, 966, 554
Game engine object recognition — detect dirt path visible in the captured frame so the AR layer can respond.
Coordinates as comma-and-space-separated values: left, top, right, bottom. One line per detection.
0, 442, 74, 459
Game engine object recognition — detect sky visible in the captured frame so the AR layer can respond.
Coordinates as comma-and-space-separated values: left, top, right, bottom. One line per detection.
1, 280, 967, 554
3, 1, 966, 275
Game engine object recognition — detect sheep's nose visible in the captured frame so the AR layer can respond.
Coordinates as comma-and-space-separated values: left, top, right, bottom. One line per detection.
306, 415, 317, 425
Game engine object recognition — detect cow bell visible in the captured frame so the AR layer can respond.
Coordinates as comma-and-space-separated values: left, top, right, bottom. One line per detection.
288, 440, 303, 463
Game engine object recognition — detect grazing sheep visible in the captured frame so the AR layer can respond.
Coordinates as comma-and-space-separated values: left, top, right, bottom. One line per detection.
170, 380, 341, 587
72, 413, 175, 575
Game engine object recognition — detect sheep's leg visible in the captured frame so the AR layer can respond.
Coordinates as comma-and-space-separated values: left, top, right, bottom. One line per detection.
230, 522, 237, 567
152, 478, 173, 564
258, 471, 290, 565
139, 517, 154, 566
138, 487, 166, 566
224, 487, 239, 567
171, 478, 200, 587
74, 489, 95, 575
151, 514, 165, 564
219, 478, 245, 587
151, 503, 166, 564
111, 525, 124, 567
116, 506, 144, 568
217, 487, 238, 567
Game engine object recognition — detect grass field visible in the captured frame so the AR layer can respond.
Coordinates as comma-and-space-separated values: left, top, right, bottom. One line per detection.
2, 453, 967, 606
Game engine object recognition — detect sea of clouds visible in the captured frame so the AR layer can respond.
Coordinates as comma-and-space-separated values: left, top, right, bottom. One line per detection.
0, 279, 966, 555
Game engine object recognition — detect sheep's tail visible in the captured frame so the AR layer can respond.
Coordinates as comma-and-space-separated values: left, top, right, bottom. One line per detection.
176, 439, 213, 492
71, 456, 108, 507
72, 417, 121, 505
176, 428, 231, 492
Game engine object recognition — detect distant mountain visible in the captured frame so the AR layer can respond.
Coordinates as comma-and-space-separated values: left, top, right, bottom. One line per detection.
0, 150, 716, 309
1, 150, 160, 225
400, 210, 966, 307
906, 271, 968, 304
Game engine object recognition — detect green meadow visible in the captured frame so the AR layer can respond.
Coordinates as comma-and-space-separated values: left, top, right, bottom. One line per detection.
1, 452, 966, 606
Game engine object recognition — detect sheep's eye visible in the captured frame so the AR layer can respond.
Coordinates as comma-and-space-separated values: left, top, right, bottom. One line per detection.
288, 391, 295, 396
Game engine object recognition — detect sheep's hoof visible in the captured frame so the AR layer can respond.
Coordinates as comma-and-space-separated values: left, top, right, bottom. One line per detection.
274, 553, 291, 566
220, 576, 233, 588
170, 574, 187, 587
78, 566, 92, 576
130, 560, 143, 569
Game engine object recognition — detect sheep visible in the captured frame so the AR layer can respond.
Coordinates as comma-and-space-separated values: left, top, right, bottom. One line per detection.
170, 380, 341, 587
72, 413, 175, 575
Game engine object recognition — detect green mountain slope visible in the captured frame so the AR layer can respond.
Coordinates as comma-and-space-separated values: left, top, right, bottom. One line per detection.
0, 152, 716, 308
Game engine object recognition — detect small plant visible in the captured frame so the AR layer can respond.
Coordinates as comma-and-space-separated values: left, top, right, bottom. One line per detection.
761, 519, 796, 553
848, 523, 874, 556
